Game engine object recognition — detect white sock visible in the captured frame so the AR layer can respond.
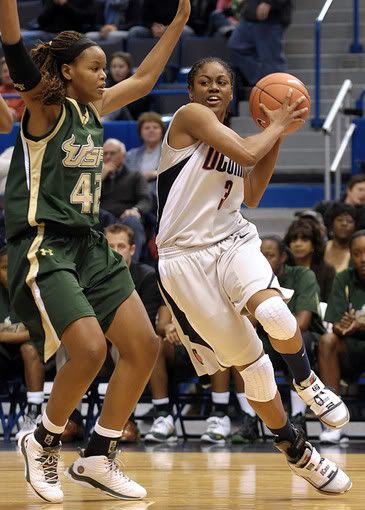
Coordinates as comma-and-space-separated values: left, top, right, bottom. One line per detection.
27, 391, 44, 405
236, 393, 256, 417
42, 411, 67, 434
152, 397, 169, 406
94, 420, 123, 438
211, 391, 230, 405
290, 390, 307, 416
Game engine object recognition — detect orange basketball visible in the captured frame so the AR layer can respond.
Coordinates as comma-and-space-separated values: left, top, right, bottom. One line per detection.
249, 72, 311, 134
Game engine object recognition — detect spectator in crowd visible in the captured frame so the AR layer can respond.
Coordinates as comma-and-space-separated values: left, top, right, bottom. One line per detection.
0, 146, 14, 195
284, 218, 336, 302
295, 209, 328, 241
126, 111, 164, 202
144, 305, 196, 443
319, 230, 365, 444
324, 203, 357, 273
21, 0, 97, 47
105, 223, 163, 442
227, 0, 291, 86
0, 57, 25, 122
86, 0, 143, 48
208, 0, 242, 38
0, 246, 45, 440
128, 0, 194, 39
103, 52, 152, 120
188, 0, 217, 36
314, 174, 365, 231
100, 138, 152, 261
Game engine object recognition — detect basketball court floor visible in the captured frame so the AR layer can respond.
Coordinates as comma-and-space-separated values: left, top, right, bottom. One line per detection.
0, 440, 363, 510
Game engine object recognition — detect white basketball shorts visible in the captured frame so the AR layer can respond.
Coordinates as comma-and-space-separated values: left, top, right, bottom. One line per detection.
158, 223, 293, 376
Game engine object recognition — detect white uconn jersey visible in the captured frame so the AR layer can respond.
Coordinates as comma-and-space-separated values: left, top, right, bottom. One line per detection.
157, 108, 250, 250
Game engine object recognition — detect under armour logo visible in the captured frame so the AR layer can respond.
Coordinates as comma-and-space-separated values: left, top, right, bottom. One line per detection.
108, 440, 118, 454
39, 248, 54, 256
44, 434, 54, 446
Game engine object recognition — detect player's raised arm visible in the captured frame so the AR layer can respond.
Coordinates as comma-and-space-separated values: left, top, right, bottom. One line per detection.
0, 0, 43, 104
100, 0, 191, 115
0, 95, 13, 133
0, 0, 60, 135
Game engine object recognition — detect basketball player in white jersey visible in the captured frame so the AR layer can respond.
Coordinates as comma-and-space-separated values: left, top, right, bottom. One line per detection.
156, 57, 351, 494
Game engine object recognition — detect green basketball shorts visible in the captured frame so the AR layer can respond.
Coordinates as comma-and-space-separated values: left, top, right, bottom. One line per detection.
7, 225, 134, 361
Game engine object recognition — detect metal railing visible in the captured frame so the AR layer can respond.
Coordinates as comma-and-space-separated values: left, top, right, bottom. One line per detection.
322, 79, 355, 200
312, 0, 363, 129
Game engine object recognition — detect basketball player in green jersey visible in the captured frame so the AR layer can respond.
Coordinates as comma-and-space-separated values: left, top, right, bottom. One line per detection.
0, 94, 13, 133
0, 0, 190, 503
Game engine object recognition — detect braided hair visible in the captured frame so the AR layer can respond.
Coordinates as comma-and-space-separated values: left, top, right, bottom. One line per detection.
31, 31, 95, 105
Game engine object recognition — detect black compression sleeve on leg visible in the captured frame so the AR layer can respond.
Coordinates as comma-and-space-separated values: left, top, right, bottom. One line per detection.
1, 38, 41, 92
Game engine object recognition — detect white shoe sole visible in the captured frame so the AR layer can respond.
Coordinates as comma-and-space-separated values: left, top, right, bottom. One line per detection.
144, 435, 178, 443
291, 469, 352, 495
64, 465, 146, 500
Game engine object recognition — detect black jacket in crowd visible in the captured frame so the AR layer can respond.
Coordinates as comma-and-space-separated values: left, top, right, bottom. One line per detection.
242, 0, 292, 27
100, 165, 152, 218
38, 0, 96, 33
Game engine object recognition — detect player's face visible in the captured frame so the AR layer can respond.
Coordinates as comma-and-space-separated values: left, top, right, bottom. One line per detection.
332, 213, 355, 241
110, 57, 130, 83
289, 235, 314, 261
0, 254, 8, 288
261, 240, 286, 275
189, 62, 233, 119
140, 121, 163, 145
64, 46, 107, 102
347, 181, 365, 205
351, 235, 365, 279
105, 231, 135, 266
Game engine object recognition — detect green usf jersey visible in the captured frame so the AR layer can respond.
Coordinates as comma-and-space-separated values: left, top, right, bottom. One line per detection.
5, 98, 103, 239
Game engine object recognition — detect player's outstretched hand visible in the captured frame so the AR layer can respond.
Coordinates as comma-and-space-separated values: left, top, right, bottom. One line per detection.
260, 88, 308, 135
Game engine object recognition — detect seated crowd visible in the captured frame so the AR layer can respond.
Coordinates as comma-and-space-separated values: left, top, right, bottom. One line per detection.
0, 0, 364, 448
1, 186, 365, 445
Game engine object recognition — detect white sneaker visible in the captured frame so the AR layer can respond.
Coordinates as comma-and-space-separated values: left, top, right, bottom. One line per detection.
19, 433, 63, 503
144, 415, 177, 443
201, 415, 231, 444
275, 432, 352, 494
319, 427, 349, 445
65, 450, 147, 500
293, 372, 349, 429
15, 414, 41, 441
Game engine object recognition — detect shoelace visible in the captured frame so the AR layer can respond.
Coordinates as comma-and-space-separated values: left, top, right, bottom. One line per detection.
36, 447, 60, 484
107, 453, 132, 482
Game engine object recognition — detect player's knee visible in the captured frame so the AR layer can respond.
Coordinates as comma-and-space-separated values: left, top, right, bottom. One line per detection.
239, 354, 277, 402
254, 296, 297, 340
319, 333, 339, 353
81, 338, 107, 372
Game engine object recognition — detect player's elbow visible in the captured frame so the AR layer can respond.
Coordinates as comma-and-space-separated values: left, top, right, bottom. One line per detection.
241, 150, 257, 168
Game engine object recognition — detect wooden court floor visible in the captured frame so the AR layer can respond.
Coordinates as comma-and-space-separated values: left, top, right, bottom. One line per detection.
0, 448, 363, 510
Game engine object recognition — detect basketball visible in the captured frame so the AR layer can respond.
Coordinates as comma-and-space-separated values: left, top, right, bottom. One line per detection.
249, 72, 311, 133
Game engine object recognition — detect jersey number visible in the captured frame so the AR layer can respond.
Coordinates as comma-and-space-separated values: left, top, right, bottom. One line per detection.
70, 173, 101, 214
218, 180, 233, 210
